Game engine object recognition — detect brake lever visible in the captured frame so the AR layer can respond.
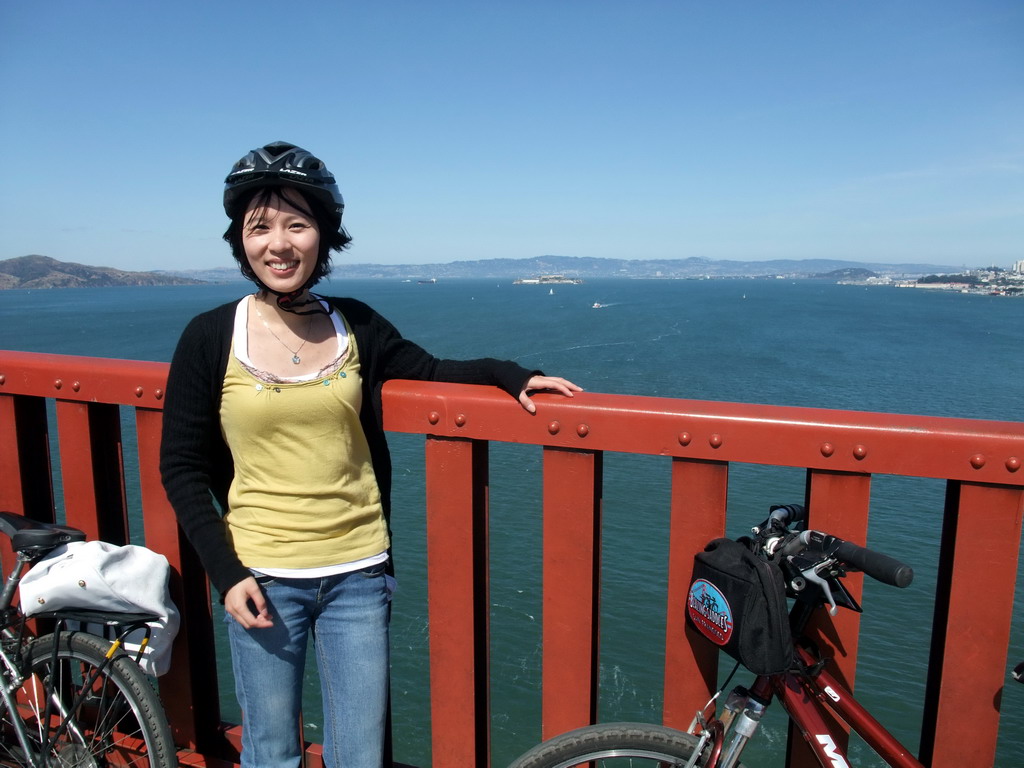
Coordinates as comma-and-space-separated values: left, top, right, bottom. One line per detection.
800, 562, 839, 616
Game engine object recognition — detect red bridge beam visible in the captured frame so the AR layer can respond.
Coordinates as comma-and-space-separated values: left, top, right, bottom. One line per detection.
381, 380, 1024, 485
1, 352, 1022, 768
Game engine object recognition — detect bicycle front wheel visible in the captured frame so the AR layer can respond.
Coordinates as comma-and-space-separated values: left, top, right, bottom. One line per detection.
508, 722, 733, 768
0, 630, 176, 767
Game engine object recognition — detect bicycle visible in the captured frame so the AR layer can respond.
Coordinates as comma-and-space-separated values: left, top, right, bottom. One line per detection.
0, 511, 177, 767
508, 503, 931, 768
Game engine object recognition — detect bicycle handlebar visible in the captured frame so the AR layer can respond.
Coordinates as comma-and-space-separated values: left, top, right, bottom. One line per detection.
832, 537, 913, 588
759, 504, 914, 589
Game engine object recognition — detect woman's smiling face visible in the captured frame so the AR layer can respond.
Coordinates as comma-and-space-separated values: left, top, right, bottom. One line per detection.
242, 188, 321, 294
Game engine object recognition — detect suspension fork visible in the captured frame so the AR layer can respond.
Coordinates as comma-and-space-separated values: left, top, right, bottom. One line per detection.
687, 676, 773, 768
715, 678, 771, 768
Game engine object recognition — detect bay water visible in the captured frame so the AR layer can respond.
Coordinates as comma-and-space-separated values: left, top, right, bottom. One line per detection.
1, 277, 1021, 765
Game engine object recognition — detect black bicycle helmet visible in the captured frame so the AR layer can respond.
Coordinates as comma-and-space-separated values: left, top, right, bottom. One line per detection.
223, 141, 345, 229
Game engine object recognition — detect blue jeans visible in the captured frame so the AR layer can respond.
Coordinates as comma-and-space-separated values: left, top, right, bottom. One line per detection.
225, 565, 391, 768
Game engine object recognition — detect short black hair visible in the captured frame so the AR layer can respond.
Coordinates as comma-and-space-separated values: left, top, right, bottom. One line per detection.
222, 186, 352, 288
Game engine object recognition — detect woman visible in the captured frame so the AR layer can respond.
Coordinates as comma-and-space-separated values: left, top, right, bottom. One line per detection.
159, 141, 580, 768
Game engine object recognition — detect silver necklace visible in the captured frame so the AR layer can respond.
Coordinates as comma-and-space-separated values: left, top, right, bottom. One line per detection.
253, 300, 313, 364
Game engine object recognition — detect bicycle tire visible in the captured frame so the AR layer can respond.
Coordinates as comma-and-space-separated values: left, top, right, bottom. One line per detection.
0, 630, 177, 767
508, 721, 743, 768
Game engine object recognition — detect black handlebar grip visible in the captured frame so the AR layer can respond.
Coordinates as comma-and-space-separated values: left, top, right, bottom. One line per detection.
769, 503, 808, 526
834, 539, 914, 588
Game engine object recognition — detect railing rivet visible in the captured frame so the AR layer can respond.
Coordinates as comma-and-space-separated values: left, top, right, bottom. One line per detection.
428, 411, 440, 425
455, 414, 467, 427
970, 454, 986, 469
53, 379, 62, 390
709, 433, 722, 448
548, 421, 561, 435
678, 432, 691, 446
576, 424, 590, 438
1006, 457, 1021, 472
820, 442, 835, 457
71, 381, 81, 392
853, 445, 867, 459
135, 386, 144, 398
154, 388, 164, 400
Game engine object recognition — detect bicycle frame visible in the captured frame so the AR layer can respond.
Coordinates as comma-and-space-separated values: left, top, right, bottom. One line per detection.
745, 645, 924, 768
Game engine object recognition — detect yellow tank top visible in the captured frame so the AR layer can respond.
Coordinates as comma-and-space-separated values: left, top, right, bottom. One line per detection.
219, 307, 389, 570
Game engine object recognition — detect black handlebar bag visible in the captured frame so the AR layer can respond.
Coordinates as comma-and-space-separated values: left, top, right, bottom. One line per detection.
686, 537, 792, 675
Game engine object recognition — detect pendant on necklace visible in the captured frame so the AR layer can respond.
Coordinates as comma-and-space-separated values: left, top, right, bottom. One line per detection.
292, 355, 301, 365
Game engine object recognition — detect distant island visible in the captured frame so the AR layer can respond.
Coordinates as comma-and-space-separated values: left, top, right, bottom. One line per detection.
0, 255, 205, 290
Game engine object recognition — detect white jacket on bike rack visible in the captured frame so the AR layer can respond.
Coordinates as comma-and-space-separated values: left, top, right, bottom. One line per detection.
18, 540, 180, 676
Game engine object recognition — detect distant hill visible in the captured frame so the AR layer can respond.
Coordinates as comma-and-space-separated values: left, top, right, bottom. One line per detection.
162, 255, 962, 283
0, 255, 205, 289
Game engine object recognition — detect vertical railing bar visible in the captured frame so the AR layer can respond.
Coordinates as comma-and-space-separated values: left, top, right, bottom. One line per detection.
55, 399, 102, 540
540, 446, 602, 740
919, 482, 1024, 767
782, 469, 872, 768
136, 406, 220, 752
662, 457, 730, 730
803, 469, 873, 684
0, 395, 27, 517
424, 435, 491, 768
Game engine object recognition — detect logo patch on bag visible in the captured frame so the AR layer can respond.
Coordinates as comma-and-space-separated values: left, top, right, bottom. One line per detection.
687, 578, 733, 645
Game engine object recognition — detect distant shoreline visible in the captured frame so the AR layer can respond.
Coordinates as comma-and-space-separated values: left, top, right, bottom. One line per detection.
4, 254, 1018, 292
157, 258, 972, 283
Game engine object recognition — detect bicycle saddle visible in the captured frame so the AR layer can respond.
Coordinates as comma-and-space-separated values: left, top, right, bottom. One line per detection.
0, 511, 87, 554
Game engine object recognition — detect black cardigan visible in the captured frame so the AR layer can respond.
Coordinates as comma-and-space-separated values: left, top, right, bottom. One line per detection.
159, 296, 537, 596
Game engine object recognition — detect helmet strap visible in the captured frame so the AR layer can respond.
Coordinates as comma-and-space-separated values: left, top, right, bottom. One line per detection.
256, 286, 331, 315
274, 289, 333, 316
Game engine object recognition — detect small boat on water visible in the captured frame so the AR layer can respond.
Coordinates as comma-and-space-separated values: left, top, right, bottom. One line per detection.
592, 302, 606, 309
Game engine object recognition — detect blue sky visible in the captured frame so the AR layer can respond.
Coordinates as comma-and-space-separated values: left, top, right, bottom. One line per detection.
1, 1, 1020, 271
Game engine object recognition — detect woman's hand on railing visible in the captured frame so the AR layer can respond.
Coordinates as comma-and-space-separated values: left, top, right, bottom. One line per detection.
518, 376, 583, 413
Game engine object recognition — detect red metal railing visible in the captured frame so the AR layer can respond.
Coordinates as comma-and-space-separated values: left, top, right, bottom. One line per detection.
1, 349, 1022, 767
